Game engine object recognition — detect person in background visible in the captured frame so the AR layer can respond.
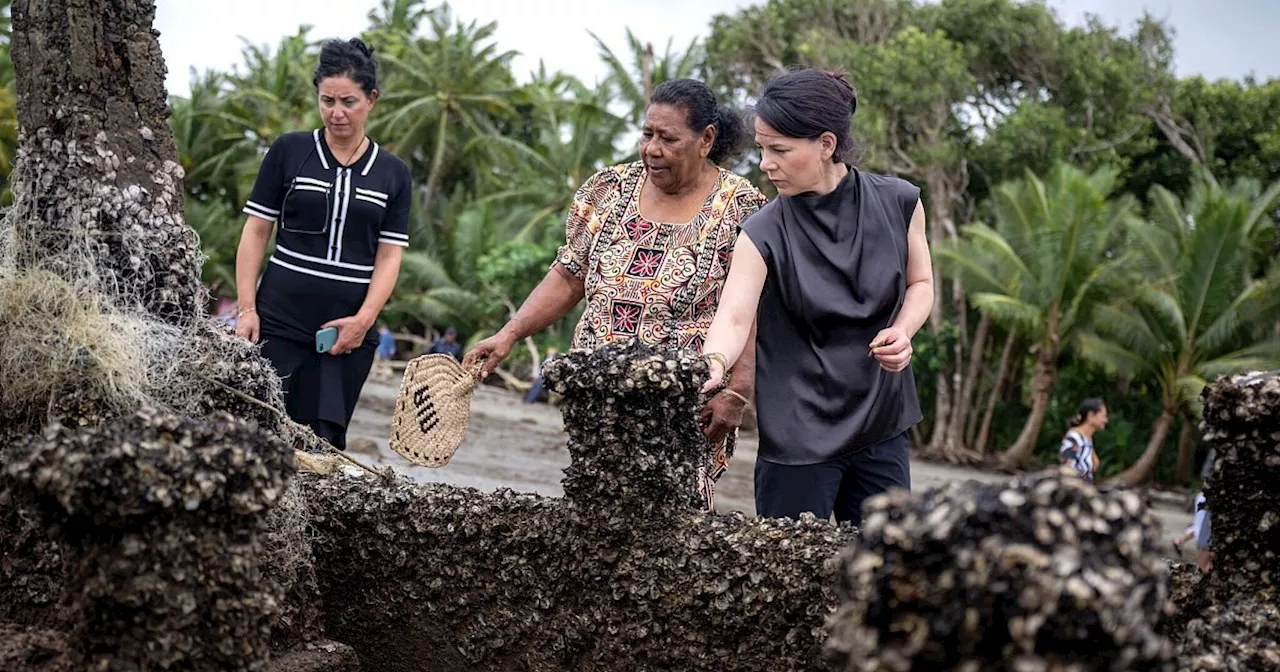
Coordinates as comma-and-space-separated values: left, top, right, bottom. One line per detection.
429, 327, 463, 361
523, 347, 559, 404
376, 323, 397, 360
699, 68, 934, 526
234, 38, 411, 451
463, 78, 769, 511
1060, 398, 1108, 481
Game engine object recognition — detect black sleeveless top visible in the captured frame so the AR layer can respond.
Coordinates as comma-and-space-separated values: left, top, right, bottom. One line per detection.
743, 168, 923, 465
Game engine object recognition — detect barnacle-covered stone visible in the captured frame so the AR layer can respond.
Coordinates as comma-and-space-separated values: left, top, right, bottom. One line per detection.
824, 470, 1175, 671
289, 340, 853, 671
3, 408, 294, 670
1198, 371, 1280, 592
1166, 371, 1280, 670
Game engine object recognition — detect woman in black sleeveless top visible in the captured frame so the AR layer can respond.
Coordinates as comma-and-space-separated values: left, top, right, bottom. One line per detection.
700, 69, 935, 525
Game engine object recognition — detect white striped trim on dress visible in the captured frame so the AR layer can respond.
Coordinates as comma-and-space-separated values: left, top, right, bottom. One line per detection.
275, 244, 376, 271
360, 143, 380, 176
329, 167, 353, 261
312, 129, 331, 170
243, 200, 280, 222
291, 184, 329, 195
354, 192, 388, 208
269, 255, 371, 284
293, 176, 332, 189
378, 237, 409, 248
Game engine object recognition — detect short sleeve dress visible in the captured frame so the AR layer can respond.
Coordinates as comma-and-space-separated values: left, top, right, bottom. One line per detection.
242, 129, 413, 448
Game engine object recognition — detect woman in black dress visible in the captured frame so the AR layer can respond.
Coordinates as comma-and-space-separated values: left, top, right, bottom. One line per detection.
700, 68, 935, 525
234, 38, 412, 449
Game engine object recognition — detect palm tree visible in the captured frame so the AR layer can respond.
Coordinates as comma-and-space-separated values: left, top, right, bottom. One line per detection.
371, 3, 517, 238
467, 66, 625, 241
939, 163, 1140, 468
589, 28, 703, 129
1080, 173, 1280, 485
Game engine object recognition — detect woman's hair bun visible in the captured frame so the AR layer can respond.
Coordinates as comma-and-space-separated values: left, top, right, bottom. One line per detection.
349, 38, 375, 58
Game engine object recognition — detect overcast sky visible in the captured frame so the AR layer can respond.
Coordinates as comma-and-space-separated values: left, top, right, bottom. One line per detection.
153, 0, 1279, 96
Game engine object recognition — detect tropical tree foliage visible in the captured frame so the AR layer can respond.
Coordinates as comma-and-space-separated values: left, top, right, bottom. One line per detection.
2, 0, 1278, 486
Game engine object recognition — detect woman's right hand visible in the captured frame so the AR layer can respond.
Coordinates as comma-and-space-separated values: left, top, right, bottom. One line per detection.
462, 331, 516, 379
236, 311, 261, 343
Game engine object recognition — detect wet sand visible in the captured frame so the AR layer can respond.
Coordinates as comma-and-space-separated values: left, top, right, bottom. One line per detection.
347, 376, 1197, 558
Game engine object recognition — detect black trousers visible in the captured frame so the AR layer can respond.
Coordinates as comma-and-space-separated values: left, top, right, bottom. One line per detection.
259, 335, 376, 450
754, 432, 911, 526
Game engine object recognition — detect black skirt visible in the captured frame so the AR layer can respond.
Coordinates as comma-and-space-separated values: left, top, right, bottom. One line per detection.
259, 334, 376, 450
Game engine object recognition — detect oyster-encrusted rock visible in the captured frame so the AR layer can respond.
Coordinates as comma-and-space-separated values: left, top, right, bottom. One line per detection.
3, 408, 294, 670
291, 341, 853, 671
824, 470, 1175, 671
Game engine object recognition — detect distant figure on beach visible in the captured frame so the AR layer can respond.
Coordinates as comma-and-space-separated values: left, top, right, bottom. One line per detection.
700, 68, 935, 526
523, 347, 559, 404
463, 78, 768, 511
1060, 398, 1108, 481
376, 324, 397, 360
233, 38, 411, 451
428, 326, 463, 362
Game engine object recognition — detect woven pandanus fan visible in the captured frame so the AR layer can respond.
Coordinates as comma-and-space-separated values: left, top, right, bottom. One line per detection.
389, 354, 479, 467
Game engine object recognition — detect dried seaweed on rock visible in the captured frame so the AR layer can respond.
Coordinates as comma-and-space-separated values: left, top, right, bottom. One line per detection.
825, 470, 1175, 672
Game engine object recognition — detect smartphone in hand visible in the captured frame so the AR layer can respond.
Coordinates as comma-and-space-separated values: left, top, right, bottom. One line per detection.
315, 326, 339, 353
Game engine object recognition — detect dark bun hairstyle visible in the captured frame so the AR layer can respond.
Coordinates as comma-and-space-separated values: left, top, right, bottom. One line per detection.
753, 67, 858, 164
1069, 398, 1107, 428
649, 78, 749, 165
313, 38, 379, 96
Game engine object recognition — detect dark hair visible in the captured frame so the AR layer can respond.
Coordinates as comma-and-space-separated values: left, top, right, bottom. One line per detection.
1069, 398, 1107, 428
313, 38, 379, 96
754, 68, 858, 164
649, 78, 748, 165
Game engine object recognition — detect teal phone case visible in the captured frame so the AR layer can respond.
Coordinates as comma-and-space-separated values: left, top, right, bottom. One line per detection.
315, 327, 339, 353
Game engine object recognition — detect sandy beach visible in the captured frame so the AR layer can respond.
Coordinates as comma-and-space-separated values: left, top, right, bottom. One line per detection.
346, 376, 1198, 558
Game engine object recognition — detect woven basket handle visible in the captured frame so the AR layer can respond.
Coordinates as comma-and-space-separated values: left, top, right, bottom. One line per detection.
449, 360, 484, 396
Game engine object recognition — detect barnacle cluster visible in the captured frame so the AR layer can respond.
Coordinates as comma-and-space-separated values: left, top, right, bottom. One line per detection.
2, 408, 294, 670
1169, 372, 1280, 670
824, 470, 1175, 671
289, 340, 853, 671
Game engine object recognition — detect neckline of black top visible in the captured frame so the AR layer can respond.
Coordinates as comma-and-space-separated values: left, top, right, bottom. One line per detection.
791, 165, 857, 205
317, 129, 373, 170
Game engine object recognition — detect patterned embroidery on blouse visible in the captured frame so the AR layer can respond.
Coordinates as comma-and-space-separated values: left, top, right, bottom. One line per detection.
554, 161, 768, 354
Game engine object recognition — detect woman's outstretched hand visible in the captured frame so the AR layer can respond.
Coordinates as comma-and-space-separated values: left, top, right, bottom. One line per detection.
463, 331, 516, 380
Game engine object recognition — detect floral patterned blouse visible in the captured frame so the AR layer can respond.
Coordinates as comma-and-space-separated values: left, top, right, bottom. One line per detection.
555, 161, 768, 355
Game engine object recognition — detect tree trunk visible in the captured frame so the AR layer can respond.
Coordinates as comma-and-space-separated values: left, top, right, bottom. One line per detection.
999, 347, 1057, 468
1111, 407, 1177, 486
1173, 411, 1199, 485
974, 329, 1016, 453
422, 108, 450, 239
924, 171, 956, 453
7, 0, 203, 325
945, 311, 990, 459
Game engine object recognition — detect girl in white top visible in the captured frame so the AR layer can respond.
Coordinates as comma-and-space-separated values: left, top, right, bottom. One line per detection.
1060, 398, 1108, 481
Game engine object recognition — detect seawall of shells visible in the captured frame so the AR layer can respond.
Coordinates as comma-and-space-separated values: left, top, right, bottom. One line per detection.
292, 341, 854, 671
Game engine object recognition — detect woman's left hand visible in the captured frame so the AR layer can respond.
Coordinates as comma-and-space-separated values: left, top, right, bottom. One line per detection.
321, 315, 373, 356
700, 358, 727, 394
870, 326, 913, 372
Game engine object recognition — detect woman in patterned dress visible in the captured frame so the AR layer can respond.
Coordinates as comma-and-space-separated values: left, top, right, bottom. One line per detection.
464, 78, 768, 510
